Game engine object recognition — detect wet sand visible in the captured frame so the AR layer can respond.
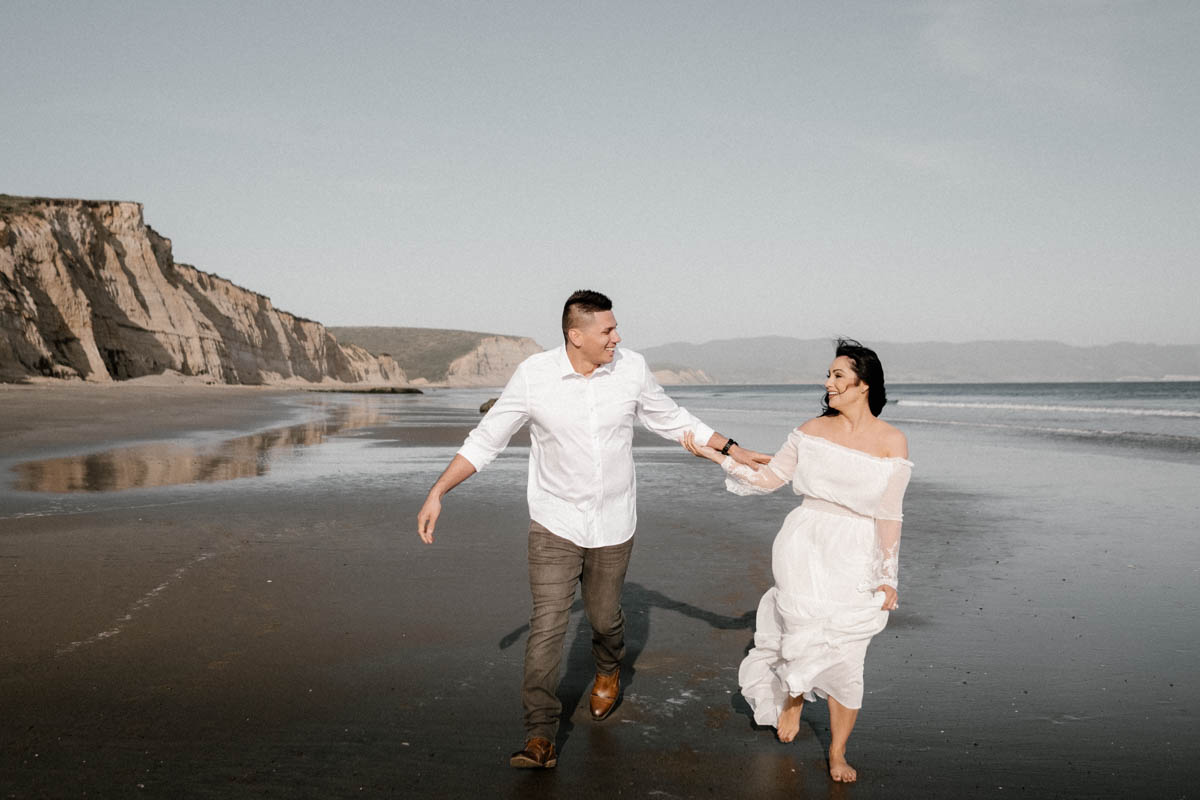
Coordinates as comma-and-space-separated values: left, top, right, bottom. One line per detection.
1, 385, 1196, 798
0, 383, 300, 458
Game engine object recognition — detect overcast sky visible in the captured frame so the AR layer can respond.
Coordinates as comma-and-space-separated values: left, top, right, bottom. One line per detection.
4, 1, 1197, 349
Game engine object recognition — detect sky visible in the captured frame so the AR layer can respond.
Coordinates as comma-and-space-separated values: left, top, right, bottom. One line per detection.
4, 1, 1198, 350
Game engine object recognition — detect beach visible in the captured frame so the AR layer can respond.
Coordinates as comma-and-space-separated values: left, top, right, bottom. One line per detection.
2, 382, 1198, 798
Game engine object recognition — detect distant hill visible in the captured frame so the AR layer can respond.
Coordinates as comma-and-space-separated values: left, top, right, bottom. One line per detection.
642, 337, 1200, 383
331, 327, 723, 387
329, 326, 543, 385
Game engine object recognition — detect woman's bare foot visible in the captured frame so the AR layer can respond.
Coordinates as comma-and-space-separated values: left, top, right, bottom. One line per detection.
828, 748, 857, 783
775, 695, 804, 743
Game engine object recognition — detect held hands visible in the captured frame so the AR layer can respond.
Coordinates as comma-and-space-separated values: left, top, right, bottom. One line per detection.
876, 584, 899, 611
732, 446, 771, 469
681, 432, 771, 470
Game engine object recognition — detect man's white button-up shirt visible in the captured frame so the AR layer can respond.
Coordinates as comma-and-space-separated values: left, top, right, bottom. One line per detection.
457, 346, 715, 548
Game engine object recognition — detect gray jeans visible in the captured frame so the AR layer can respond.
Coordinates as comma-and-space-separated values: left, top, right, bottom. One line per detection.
522, 520, 634, 741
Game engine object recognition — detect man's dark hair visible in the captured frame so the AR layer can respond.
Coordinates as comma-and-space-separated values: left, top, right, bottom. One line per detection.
561, 290, 613, 341
820, 338, 888, 417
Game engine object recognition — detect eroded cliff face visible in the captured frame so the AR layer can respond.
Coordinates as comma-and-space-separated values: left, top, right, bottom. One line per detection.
444, 335, 544, 387
0, 197, 404, 385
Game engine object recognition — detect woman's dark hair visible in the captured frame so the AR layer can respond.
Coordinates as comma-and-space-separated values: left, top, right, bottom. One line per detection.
820, 338, 888, 417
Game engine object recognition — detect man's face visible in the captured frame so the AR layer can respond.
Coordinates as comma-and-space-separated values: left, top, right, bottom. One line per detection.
572, 310, 621, 366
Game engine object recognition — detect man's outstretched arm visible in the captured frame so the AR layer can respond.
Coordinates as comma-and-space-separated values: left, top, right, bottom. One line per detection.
634, 361, 770, 468
417, 454, 478, 544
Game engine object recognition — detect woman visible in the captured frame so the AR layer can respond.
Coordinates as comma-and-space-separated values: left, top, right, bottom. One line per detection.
682, 338, 911, 783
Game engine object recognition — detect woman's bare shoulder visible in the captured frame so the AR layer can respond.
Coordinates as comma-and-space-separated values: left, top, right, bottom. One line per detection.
876, 420, 908, 458
797, 416, 828, 435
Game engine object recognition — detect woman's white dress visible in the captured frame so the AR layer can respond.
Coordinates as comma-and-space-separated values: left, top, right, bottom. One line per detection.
722, 429, 912, 721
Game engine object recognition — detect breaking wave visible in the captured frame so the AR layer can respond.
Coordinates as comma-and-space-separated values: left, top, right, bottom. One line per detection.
895, 400, 1200, 419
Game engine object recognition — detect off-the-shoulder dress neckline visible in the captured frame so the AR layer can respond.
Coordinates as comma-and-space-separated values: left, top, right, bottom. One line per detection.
794, 429, 914, 466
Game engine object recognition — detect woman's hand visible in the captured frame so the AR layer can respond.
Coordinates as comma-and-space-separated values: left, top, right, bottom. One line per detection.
730, 445, 771, 470
876, 585, 899, 611
681, 431, 724, 464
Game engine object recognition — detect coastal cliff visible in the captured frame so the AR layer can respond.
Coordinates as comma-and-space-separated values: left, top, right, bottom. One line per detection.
445, 335, 545, 387
329, 326, 543, 387
0, 196, 405, 385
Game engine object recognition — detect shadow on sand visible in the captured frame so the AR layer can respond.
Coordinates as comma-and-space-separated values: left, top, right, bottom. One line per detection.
499, 581, 756, 752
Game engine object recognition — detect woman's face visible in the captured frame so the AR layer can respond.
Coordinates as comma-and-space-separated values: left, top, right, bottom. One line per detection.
825, 355, 868, 410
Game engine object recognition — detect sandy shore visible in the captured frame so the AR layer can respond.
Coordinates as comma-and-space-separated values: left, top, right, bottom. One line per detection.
1, 384, 1194, 798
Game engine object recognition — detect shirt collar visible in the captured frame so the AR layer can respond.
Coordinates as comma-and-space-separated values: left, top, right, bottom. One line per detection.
557, 345, 618, 379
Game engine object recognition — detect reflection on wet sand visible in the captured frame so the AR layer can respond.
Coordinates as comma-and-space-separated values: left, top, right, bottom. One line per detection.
13, 402, 384, 493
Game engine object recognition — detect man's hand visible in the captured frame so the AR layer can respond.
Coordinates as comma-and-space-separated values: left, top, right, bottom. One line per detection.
876, 584, 899, 611
417, 493, 442, 544
415, 454, 478, 545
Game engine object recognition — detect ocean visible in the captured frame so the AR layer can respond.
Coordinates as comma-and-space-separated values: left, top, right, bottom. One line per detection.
664, 380, 1200, 460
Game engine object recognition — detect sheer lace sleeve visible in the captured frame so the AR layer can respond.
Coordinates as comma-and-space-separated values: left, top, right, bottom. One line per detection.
721, 431, 798, 496
872, 462, 912, 590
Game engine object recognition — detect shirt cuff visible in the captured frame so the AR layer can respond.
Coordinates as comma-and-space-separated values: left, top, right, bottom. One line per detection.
457, 441, 491, 471
692, 422, 716, 447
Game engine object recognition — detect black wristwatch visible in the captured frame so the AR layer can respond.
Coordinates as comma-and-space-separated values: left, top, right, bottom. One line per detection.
719, 438, 738, 456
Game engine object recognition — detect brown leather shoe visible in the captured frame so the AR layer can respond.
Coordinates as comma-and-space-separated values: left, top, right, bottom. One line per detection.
509, 737, 557, 769
589, 667, 620, 721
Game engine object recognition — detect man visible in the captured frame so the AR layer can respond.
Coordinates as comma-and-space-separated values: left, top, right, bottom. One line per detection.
416, 290, 766, 769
